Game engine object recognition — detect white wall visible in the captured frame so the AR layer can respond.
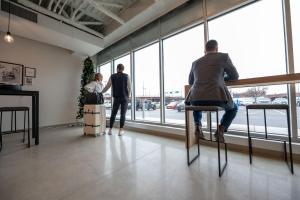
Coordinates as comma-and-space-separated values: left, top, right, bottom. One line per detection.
0, 32, 82, 131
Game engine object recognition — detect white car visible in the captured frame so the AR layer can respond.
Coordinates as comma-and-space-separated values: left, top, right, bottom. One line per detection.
272, 98, 288, 105
238, 97, 255, 106
256, 97, 271, 104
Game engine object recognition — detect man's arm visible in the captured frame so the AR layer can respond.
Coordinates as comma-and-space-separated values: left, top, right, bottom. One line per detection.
188, 62, 195, 85
101, 77, 112, 93
224, 54, 239, 81
127, 75, 132, 97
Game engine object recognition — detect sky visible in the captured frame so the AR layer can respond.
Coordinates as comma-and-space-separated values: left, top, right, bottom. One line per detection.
99, 0, 299, 98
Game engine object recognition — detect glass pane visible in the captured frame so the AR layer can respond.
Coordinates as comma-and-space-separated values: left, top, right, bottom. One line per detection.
291, 0, 300, 72
134, 43, 160, 122
163, 25, 205, 124
208, 0, 286, 79
213, 85, 289, 135
100, 62, 111, 117
113, 54, 132, 120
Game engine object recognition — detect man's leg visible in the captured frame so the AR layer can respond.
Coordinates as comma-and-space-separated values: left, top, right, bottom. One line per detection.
214, 102, 238, 142
191, 101, 204, 139
220, 102, 238, 131
119, 99, 128, 136
193, 111, 203, 126
109, 99, 121, 134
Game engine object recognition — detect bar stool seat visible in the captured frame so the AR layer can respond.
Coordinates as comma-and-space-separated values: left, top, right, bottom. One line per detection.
246, 104, 288, 110
185, 105, 228, 177
246, 103, 293, 174
0, 106, 30, 152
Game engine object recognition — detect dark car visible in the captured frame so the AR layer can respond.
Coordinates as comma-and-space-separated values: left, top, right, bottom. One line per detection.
136, 100, 156, 110
177, 101, 185, 112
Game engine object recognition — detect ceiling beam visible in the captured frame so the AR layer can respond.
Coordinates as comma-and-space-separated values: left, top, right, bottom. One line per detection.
53, 0, 62, 12
74, 11, 85, 21
58, 0, 70, 15
47, 0, 54, 10
78, 21, 103, 25
68, 2, 106, 24
16, 0, 104, 38
95, 1, 123, 9
71, 1, 86, 20
84, 0, 125, 24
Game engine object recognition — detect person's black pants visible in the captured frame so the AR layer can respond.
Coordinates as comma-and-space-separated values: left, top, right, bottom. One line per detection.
110, 98, 128, 128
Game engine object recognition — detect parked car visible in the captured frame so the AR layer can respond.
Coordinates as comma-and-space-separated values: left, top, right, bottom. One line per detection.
144, 100, 156, 110
154, 102, 160, 109
256, 97, 271, 104
296, 97, 300, 106
136, 100, 156, 110
239, 98, 255, 106
104, 101, 111, 109
177, 101, 185, 112
272, 98, 288, 105
166, 101, 178, 109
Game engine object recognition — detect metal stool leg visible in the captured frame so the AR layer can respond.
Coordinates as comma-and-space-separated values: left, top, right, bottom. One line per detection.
186, 109, 199, 165
14, 111, 17, 133
287, 109, 293, 174
11, 111, 13, 133
209, 112, 212, 141
283, 141, 287, 162
23, 110, 26, 143
216, 111, 228, 177
27, 110, 30, 148
246, 108, 252, 164
0, 112, 2, 151
217, 111, 221, 176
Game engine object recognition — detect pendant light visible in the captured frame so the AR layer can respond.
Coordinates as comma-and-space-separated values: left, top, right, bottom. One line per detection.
4, 0, 14, 43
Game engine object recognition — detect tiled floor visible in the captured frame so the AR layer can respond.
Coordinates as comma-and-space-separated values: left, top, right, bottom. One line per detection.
0, 126, 299, 200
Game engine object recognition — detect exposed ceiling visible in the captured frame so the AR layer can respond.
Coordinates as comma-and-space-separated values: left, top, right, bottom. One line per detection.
0, 0, 189, 56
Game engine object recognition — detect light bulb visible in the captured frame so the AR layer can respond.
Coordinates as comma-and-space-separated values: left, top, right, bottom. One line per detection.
4, 32, 14, 43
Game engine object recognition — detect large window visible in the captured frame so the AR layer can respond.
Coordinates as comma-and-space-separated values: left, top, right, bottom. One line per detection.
291, 0, 300, 72
223, 85, 288, 135
163, 25, 205, 124
99, 62, 112, 117
113, 54, 132, 120
134, 43, 160, 122
208, 0, 286, 79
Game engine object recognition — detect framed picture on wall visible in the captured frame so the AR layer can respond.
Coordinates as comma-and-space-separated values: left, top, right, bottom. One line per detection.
0, 61, 23, 85
25, 67, 36, 78
24, 77, 33, 85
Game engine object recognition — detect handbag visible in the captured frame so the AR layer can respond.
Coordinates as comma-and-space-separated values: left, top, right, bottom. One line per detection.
84, 92, 104, 105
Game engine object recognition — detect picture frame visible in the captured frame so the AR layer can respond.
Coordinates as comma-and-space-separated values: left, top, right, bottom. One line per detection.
0, 61, 24, 85
25, 67, 36, 78
24, 77, 33, 85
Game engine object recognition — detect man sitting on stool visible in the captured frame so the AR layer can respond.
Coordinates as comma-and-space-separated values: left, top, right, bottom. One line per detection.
186, 40, 239, 142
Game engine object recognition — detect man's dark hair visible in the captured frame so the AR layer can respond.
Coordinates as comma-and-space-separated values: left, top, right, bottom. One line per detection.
117, 64, 124, 72
205, 40, 218, 51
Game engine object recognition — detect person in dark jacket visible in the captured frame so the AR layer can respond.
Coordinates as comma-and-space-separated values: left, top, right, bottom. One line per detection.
186, 40, 239, 142
102, 64, 131, 136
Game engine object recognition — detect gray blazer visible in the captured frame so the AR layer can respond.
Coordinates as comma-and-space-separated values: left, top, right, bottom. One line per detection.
187, 52, 239, 105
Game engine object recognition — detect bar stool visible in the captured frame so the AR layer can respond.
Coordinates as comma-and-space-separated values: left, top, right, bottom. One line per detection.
185, 105, 228, 177
0, 107, 30, 152
246, 104, 293, 174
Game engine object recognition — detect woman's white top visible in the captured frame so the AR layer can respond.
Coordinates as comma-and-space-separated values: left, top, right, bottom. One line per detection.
84, 81, 103, 93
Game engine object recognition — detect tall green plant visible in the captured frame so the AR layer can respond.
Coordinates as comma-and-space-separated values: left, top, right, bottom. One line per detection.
76, 57, 95, 119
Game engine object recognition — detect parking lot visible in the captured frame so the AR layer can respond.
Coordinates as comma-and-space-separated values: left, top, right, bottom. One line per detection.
116, 106, 300, 135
